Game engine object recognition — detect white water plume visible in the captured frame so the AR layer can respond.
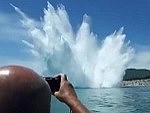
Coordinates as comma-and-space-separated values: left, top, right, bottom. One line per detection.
12, 2, 134, 88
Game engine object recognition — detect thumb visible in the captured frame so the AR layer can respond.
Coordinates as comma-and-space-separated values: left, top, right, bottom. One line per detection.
54, 91, 59, 96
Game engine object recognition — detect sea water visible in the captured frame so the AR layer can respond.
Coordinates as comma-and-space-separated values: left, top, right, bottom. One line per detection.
51, 87, 150, 113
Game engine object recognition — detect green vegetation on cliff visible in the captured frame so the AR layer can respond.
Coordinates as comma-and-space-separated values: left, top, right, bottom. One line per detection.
123, 69, 150, 81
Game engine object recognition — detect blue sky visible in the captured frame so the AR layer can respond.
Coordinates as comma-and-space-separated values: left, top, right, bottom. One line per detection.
0, 0, 150, 70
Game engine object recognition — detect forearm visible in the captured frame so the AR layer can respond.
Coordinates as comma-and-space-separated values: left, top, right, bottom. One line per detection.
53, 74, 90, 113
67, 98, 90, 113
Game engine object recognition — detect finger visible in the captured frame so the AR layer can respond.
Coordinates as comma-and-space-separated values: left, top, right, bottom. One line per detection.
54, 91, 59, 96
58, 73, 67, 81
62, 74, 67, 81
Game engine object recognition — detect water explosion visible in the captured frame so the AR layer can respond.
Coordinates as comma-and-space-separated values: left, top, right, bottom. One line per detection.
12, 2, 134, 88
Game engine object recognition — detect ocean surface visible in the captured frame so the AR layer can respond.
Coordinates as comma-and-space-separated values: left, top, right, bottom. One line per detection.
51, 87, 150, 113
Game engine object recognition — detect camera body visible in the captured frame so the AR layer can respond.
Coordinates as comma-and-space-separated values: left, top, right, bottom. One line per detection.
45, 76, 61, 94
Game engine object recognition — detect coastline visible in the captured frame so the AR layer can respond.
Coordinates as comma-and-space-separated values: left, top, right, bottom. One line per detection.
122, 78, 150, 87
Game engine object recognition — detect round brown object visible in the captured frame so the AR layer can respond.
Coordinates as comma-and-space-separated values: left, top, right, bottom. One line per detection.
0, 65, 51, 113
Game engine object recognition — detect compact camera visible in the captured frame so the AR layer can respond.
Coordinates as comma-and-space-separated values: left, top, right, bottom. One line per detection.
44, 76, 61, 94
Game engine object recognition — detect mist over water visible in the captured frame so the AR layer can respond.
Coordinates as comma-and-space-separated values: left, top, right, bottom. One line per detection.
13, 2, 134, 88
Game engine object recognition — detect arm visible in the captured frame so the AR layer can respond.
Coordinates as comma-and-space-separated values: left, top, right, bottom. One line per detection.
54, 74, 90, 113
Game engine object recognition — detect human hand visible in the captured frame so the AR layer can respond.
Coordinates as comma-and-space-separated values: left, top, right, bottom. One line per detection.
54, 73, 78, 106
54, 73, 90, 113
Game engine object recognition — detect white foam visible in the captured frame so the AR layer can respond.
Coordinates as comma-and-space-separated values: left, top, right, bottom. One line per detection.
13, 2, 134, 88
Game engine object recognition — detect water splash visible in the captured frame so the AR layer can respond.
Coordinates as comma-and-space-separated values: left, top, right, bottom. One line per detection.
12, 2, 134, 88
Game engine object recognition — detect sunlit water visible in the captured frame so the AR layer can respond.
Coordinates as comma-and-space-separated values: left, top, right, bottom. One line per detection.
51, 87, 150, 113
12, 2, 134, 88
